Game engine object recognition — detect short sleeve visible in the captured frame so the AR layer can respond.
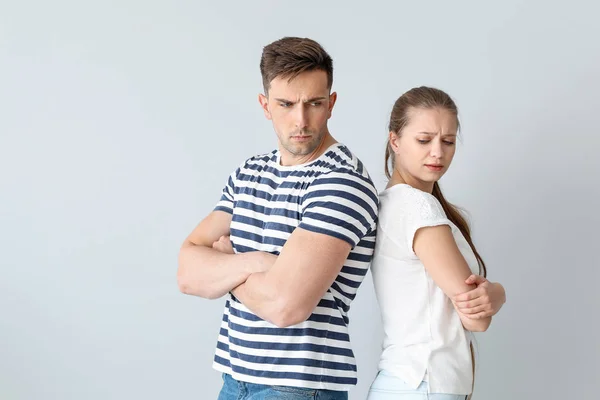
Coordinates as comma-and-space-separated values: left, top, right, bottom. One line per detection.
213, 164, 242, 214
298, 170, 379, 247
404, 189, 453, 255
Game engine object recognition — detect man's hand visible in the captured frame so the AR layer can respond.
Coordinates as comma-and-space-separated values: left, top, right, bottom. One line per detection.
452, 275, 506, 319
212, 235, 275, 273
212, 235, 235, 254
177, 212, 275, 299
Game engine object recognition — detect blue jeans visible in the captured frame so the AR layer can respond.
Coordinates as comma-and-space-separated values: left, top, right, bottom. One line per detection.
367, 371, 468, 400
217, 373, 348, 400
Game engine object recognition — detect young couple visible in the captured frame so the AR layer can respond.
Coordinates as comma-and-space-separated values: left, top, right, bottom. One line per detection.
177, 37, 506, 400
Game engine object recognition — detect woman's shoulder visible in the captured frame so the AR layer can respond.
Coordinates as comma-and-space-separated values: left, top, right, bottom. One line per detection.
379, 184, 446, 220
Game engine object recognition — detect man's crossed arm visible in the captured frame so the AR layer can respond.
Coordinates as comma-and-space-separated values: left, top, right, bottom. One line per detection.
177, 210, 351, 328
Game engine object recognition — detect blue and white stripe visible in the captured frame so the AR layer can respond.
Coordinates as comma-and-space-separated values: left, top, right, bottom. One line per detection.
212, 143, 378, 391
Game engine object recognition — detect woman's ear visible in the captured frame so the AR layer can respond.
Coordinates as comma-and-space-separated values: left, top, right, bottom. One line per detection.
389, 131, 400, 154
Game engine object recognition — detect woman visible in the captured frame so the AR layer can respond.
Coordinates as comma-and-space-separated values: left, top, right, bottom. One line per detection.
368, 87, 506, 399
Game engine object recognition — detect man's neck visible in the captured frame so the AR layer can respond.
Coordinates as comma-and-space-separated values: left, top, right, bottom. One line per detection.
280, 134, 337, 166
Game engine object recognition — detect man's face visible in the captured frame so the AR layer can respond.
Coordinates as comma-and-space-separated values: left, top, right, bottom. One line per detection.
259, 70, 337, 165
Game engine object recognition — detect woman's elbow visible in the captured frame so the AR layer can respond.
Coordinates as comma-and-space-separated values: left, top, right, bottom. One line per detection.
467, 317, 492, 332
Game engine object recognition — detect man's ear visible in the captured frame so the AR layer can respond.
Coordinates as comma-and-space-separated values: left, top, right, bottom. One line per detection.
327, 91, 337, 118
258, 93, 272, 120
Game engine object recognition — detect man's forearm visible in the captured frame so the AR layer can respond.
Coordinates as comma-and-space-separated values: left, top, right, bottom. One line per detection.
177, 244, 257, 299
232, 272, 280, 323
232, 271, 308, 328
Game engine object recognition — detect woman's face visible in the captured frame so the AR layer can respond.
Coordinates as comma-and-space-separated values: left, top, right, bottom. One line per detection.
390, 107, 458, 190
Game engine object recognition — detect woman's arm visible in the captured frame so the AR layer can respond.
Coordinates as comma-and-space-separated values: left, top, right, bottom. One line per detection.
413, 225, 491, 332
453, 275, 506, 319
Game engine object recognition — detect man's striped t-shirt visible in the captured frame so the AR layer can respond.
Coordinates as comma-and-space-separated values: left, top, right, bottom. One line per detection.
212, 142, 379, 391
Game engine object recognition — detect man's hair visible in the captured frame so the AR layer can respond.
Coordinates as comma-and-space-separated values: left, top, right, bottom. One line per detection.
260, 37, 333, 94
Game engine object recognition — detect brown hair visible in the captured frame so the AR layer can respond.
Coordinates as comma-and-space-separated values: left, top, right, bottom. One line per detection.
259, 37, 333, 94
385, 86, 487, 277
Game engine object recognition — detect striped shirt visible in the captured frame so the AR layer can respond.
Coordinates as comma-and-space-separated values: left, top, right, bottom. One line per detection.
212, 143, 379, 391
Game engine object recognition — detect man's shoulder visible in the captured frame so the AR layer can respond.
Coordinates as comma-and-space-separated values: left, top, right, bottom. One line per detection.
305, 145, 379, 216
316, 143, 377, 191
231, 150, 277, 176
244, 150, 277, 167
322, 144, 371, 177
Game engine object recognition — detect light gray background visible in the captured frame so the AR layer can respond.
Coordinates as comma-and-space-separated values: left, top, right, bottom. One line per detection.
1, 1, 599, 399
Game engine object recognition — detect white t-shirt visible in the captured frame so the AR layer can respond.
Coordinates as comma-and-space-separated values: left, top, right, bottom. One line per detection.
371, 184, 478, 395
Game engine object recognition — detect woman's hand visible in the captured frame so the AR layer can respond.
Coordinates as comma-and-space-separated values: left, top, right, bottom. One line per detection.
453, 275, 506, 319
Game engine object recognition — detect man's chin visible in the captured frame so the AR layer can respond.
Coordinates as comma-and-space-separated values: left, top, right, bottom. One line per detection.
284, 144, 318, 157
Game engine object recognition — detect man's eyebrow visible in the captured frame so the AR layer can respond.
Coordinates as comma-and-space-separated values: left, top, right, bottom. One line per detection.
303, 97, 327, 103
273, 97, 327, 104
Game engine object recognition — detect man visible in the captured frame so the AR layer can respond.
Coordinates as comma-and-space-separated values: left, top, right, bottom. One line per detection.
177, 37, 378, 400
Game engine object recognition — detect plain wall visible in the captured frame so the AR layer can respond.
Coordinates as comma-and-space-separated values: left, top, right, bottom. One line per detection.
1, 1, 599, 399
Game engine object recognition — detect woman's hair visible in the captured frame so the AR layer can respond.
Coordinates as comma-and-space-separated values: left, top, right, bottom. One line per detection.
385, 86, 486, 276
